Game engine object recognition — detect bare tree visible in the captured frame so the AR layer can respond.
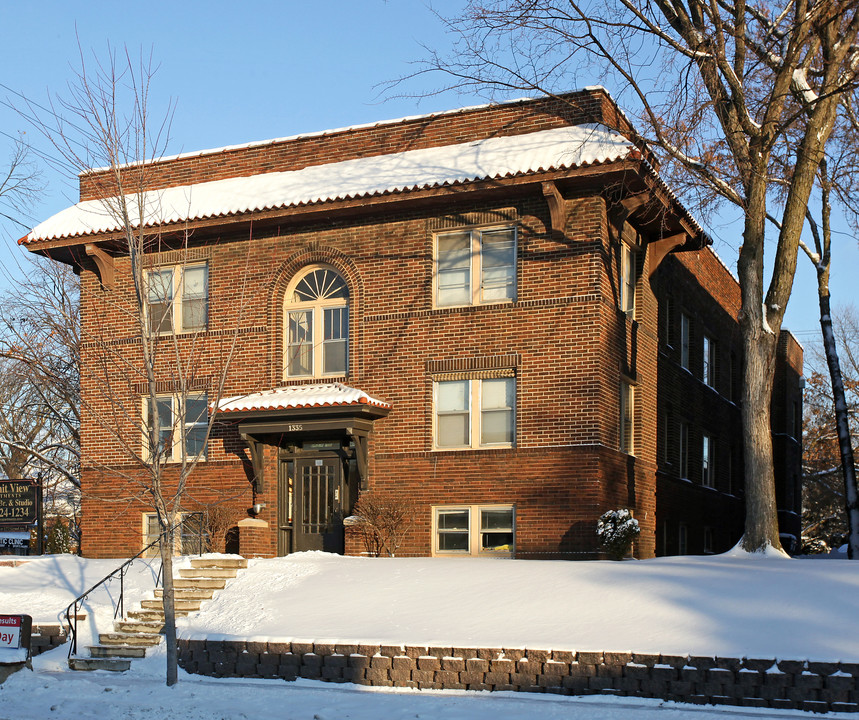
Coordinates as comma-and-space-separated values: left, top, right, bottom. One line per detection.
19, 47, 250, 686
801, 306, 859, 551
400, 0, 859, 552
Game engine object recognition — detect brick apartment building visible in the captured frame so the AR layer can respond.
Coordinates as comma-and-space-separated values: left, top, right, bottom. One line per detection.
22, 88, 803, 559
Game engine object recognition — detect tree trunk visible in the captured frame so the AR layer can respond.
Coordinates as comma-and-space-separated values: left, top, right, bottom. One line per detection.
160, 521, 179, 686
817, 293, 859, 559
739, 329, 783, 552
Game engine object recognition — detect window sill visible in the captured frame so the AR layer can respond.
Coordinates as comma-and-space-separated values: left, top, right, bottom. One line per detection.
432, 444, 514, 452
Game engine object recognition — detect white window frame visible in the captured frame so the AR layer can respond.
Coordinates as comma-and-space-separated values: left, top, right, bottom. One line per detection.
680, 313, 691, 370
434, 226, 517, 308
145, 262, 208, 335
432, 504, 515, 557
702, 434, 714, 488
703, 335, 716, 388
620, 243, 638, 317
284, 265, 349, 379
143, 392, 208, 462
620, 381, 634, 455
433, 377, 515, 450
142, 511, 207, 556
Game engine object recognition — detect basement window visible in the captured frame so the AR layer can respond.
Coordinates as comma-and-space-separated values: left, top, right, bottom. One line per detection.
433, 505, 514, 557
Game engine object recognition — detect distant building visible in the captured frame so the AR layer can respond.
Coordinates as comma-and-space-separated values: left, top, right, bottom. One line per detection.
23, 89, 803, 559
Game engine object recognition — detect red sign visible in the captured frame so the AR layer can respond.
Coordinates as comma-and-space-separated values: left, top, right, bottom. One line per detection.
0, 615, 21, 648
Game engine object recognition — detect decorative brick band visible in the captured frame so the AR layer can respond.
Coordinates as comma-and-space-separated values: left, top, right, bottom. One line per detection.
176, 640, 859, 713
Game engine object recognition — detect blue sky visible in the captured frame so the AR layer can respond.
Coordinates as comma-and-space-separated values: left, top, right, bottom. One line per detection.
1, 0, 855, 344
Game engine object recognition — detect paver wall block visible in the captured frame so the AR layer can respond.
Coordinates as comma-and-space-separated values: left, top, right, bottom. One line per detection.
764, 672, 793, 688
379, 645, 403, 657
616, 677, 642, 693
511, 672, 538, 686
740, 697, 769, 708
196, 661, 214, 675
669, 680, 694, 695
321, 667, 345, 681
738, 669, 763, 686
757, 685, 786, 701
542, 660, 569, 676
434, 670, 460, 685
405, 646, 428, 658
213, 661, 237, 677
234, 658, 259, 676
651, 666, 677, 681
323, 655, 348, 668
335, 644, 359, 656
808, 661, 839, 676
357, 644, 381, 657
417, 656, 440, 671
776, 660, 805, 674
427, 647, 453, 659
679, 668, 704, 683
526, 649, 550, 663
364, 667, 390, 683
466, 657, 489, 672
825, 675, 856, 692
516, 659, 541, 674
714, 658, 742, 671
267, 642, 292, 654
639, 679, 668, 696
370, 656, 393, 670
538, 674, 565, 688
577, 651, 603, 665
659, 655, 688, 669
258, 652, 280, 666
786, 686, 818, 703
631, 653, 659, 667
450, 647, 479, 659
348, 655, 370, 670
277, 665, 298, 681
741, 658, 776, 672
769, 698, 798, 710
240, 651, 260, 664
551, 650, 574, 663
391, 656, 413, 672
341, 667, 357, 682
708, 668, 734, 683
603, 652, 632, 666
483, 671, 510, 685
588, 677, 615, 691
460, 671, 488, 685
300, 665, 323, 679
389, 668, 411, 683
206, 639, 226, 652
313, 643, 335, 656
246, 641, 268, 654
291, 642, 313, 655
466, 683, 492, 692
839, 662, 859, 677
302, 653, 323, 668
794, 673, 824, 690
688, 656, 716, 670
408, 669, 432, 683
831, 702, 859, 713
624, 665, 650, 680
562, 675, 591, 692
569, 663, 597, 677
441, 657, 465, 672
802, 700, 831, 713
821, 688, 851, 704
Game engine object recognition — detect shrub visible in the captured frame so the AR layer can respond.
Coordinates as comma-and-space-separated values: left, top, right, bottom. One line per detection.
351, 492, 415, 557
596, 508, 640, 560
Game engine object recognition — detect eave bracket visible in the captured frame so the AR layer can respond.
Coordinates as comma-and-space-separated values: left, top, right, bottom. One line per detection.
85, 244, 115, 288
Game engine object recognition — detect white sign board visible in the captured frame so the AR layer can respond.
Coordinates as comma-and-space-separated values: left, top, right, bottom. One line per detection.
0, 616, 21, 649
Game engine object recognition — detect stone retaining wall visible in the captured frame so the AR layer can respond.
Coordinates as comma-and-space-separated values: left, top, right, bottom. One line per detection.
30, 624, 67, 656
177, 640, 859, 713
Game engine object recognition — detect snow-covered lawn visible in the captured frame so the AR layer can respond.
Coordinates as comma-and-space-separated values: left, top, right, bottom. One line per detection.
1, 550, 858, 719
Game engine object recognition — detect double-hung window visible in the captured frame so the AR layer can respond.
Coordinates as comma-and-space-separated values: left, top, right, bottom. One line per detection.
146, 393, 208, 462
680, 314, 691, 370
434, 377, 515, 449
703, 335, 716, 388
285, 266, 349, 378
143, 511, 207, 556
679, 422, 689, 479
435, 227, 516, 307
620, 243, 638, 317
433, 505, 514, 557
702, 434, 714, 487
146, 263, 208, 335
620, 381, 634, 455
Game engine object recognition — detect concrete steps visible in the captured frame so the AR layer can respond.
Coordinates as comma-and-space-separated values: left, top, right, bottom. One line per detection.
68, 555, 247, 672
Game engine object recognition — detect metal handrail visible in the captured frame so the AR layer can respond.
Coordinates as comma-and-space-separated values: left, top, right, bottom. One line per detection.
63, 515, 205, 658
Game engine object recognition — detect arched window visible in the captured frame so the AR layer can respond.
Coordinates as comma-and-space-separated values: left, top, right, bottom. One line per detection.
285, 266, 349, 378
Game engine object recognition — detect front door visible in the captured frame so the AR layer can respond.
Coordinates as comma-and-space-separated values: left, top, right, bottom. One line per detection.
293, 456, 345, 553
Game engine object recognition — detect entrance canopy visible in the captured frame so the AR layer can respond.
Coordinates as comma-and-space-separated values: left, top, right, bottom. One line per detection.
216, 383, 391, 491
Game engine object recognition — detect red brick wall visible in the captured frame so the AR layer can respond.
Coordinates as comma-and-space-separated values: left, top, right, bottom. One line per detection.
78, 89, 635, 201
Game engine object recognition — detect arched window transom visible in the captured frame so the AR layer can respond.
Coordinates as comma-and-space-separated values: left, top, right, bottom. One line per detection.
285, 267, 349, 378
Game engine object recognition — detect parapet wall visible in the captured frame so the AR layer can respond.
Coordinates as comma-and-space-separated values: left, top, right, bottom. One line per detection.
177, 639, 859, 713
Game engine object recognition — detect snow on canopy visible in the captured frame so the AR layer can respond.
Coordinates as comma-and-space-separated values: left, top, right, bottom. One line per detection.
23, 124, 635, 243
216, 383, 391, 413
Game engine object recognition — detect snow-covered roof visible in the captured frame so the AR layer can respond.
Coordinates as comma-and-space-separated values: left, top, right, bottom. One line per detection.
216, 383, 391, 414
24, 124, 636, 244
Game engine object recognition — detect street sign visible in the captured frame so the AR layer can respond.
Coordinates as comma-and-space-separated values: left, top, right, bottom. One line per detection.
0, 481, 38, 526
